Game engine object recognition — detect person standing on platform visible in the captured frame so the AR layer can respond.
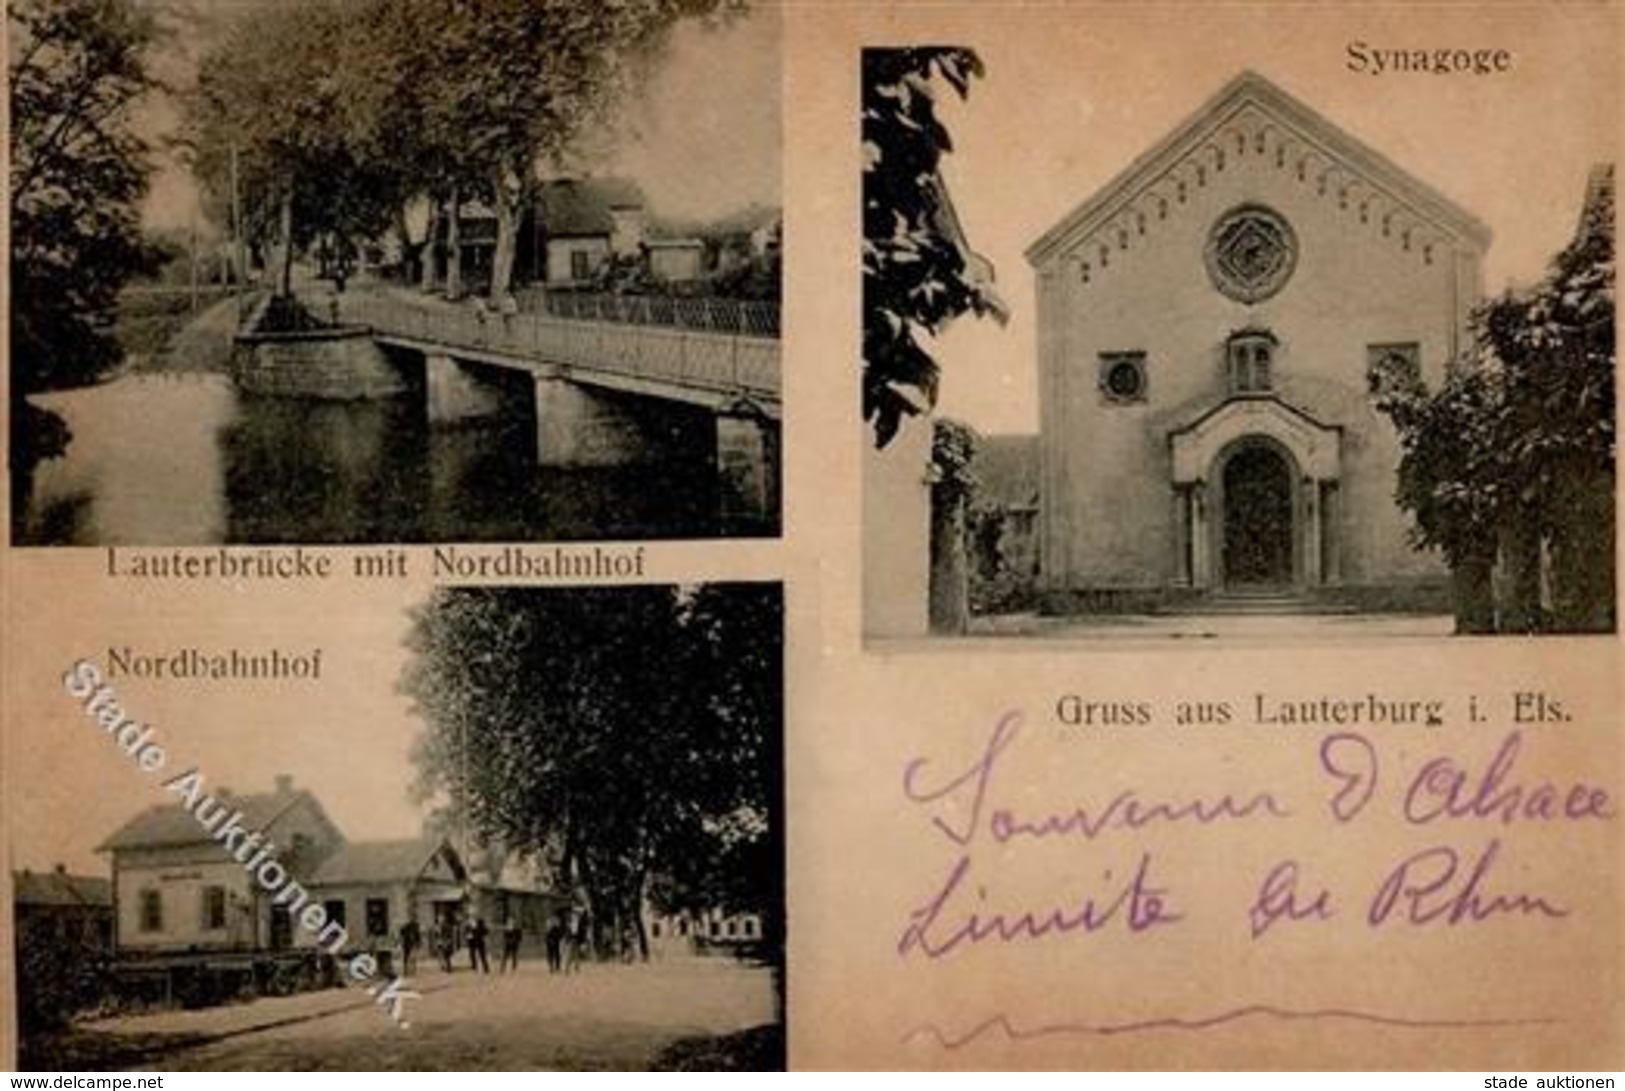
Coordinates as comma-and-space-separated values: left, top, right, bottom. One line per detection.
500, 917, 522, 973
467, 914, 491, 974
545, 915, 565, 973
434, 917, 456, 973
570, 913, 591, 973
399, 918, 421, 977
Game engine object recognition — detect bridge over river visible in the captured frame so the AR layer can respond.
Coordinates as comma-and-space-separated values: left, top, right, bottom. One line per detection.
234, 289, 781, 531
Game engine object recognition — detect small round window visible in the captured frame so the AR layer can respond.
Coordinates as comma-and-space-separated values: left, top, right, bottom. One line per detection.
1100, 354, 1147, 403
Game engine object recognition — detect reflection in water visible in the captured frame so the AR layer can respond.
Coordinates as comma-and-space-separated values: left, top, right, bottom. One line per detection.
17, 373, 739, 546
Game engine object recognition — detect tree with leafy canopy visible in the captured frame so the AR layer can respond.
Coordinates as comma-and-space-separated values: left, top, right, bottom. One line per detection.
185, 0, 408, 300
1374, 167, 1614, 633
185, 0, 736, 303
1371, 359, 1509, 632
400, 584, 782, 964
862, 48, 1007, 449
402, 0, 737, 299
1481, 169, 1615, 631
9, 0, 160, 487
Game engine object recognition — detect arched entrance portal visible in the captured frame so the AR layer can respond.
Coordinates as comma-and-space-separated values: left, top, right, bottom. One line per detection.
1167, 397, 1344, 592
1220, 444, 1294, 587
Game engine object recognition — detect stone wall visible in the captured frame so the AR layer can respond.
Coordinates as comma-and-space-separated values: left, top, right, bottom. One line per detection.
232, 328, 407, 400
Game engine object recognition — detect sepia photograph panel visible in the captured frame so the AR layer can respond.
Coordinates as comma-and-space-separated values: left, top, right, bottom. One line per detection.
10, 0, 782, 546
9, 581, 785, 1071
860, 15, 1616, 643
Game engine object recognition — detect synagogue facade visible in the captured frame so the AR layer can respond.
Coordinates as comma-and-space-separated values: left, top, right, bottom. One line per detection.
1026, 72, 1490, 612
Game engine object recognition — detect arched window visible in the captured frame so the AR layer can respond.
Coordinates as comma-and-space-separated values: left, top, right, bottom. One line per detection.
1227, 329, 1278, 394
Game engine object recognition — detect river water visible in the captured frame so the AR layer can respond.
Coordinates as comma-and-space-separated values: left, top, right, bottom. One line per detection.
14, 372, 737, 546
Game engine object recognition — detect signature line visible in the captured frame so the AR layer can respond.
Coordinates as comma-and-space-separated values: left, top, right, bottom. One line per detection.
902, 1005, 1559, 1049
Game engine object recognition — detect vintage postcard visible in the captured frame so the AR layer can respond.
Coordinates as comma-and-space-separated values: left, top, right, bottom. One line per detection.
5, 0, 785, 1071
812, 0, 1620, 1072
3, 0, 1621, 1075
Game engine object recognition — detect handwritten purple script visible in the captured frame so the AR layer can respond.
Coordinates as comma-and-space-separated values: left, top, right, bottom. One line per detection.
898, 712, 1287, 958
896, 712, 1614, 1046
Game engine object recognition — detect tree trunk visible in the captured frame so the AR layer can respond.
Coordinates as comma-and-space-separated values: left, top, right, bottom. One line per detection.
1452, 552, 1497, 634
445, 185, 463, 299
929, 492, 969, 634
1548, 464, 1616, 632
277, 187, 295, 298
391, 204, 416, 285
420, 199, 441, 293
490, 166, 522, 299
631, 869, 649, 962
575, 855, 597, 962
1497, 504, 1544, 633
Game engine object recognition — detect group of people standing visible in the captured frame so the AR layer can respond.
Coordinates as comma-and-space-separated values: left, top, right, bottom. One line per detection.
395, 909, 590, 977
543, 912, 592, 974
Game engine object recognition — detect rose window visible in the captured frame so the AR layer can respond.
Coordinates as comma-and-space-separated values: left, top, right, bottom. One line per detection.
1204, 205, 1298, 303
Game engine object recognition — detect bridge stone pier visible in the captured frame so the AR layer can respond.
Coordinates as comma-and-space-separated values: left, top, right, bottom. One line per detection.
716, 410, 779, 525
426, 353, 508, 423
533, 376, 678, 467
530, 378, 780, 525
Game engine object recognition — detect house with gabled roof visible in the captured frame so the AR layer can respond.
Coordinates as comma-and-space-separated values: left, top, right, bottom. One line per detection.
98, 774, 345, 954
306, 836, 468, 951
13, 865, 114, 953
531, 176, 647, 286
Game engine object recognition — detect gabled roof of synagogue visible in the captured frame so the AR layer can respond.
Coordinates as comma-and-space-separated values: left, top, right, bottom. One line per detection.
1025, 71, 1492, 267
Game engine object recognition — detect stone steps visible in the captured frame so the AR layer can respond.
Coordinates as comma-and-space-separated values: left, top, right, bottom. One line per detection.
1161, 589, 1359, 616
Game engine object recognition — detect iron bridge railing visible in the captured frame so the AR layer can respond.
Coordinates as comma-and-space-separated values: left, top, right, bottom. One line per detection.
339, 294, 779, 403
533, 290, 780, 338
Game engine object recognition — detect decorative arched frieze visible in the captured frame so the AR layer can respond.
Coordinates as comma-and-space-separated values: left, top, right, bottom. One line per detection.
1413, 224, 1447, 264
1316, 163, 1348, 198
1295, 149, 1326, 185
1025, 73, 1491, 274
1384, 206, 1417, 245
1338, 177, 1367, 212
1139, 182, 1173, 224
1042, 86, 1479, 291
1273, 134, 1292, 170
1110, 215, 1132, 252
